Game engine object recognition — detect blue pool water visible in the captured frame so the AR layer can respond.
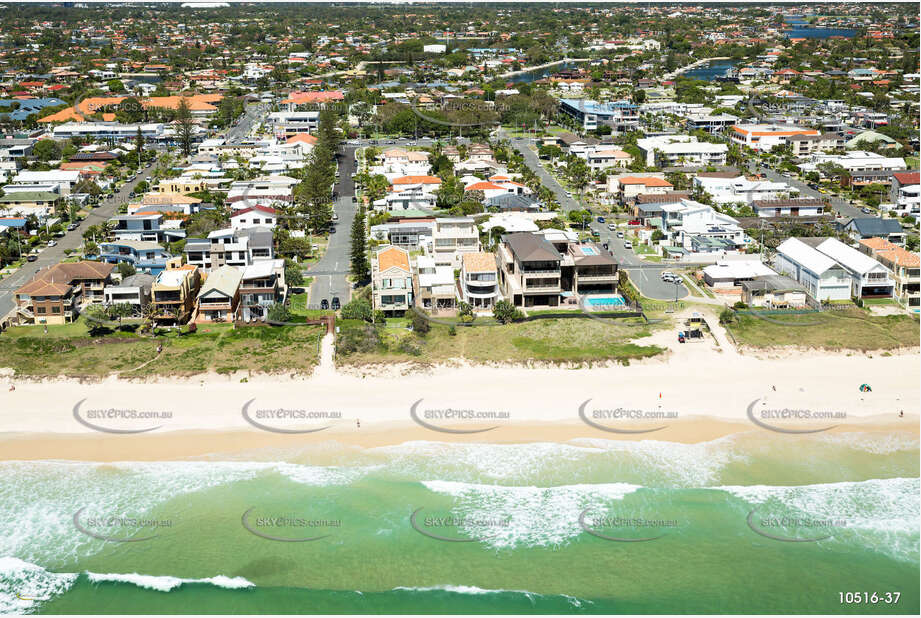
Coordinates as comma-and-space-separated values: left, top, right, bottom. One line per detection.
580, 246, 598, 256
584, 295, 626, 308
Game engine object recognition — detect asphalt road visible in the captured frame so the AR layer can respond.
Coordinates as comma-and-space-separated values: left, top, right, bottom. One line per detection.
0, 160, 157, 320
305, 146, 357, 308
508, 136, 689, 301
226, 103, 266, 142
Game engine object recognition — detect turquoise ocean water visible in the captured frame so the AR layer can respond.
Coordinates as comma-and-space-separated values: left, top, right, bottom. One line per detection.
1, 431, 918, 614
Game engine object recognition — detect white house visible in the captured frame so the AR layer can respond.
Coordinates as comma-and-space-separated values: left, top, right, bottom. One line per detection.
811, 237, 894, 299
231, 205, 278, 231
694, 175, 798, 205
773, 238, 852, 301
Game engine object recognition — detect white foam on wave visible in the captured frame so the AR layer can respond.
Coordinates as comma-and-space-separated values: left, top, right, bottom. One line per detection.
421, 480, 640, 549
816, 432, 920, 455
721, 477, 920, 563
0, 557, 77, 615
0, 459, 371, 568
374, 436, 743, 487
86, 571, 254, 592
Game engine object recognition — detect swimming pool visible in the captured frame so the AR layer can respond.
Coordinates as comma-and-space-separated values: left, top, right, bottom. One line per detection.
580, 246, 598, 256
584, 295, 626, 308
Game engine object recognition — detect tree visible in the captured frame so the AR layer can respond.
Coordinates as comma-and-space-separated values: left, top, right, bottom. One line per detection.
267, 302, 293, 323
409, 309, 430, 334
33, 139, 61, 162
350, 206, 370, 283
116, 261, 136, 278
340, 298, 373, 321
493, 299, 523, 324
116, 97, 144, 124
284, 258, 304, 287
175, 97, 194, 157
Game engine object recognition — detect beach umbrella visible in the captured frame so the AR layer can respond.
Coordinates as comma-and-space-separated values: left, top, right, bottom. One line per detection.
859, 384, 872, 392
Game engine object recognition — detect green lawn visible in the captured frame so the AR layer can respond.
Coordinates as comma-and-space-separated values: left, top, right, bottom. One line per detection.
724, 308, 919, 351
0, 321, 324, 378
906, 156, 919, 170
336, 315, 664, 365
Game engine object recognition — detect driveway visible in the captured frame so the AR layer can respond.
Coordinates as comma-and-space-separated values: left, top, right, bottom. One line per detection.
0, 160, 158, 320
306, 146, 357, 308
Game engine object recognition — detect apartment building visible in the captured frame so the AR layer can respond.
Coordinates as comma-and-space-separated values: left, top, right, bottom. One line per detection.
14, 261, 114, 325
151, 261, 201, 324
413, 255, 456, 313
239, 259, 287, 322
497, 231, 618, 308
730, 124, 820, 152
858, 238, 920, 309
459, 252, 500, 309
372, 246, 414, 315
430, 217, 481, 268
636, 135, 728, 168
184, 227, 274, 271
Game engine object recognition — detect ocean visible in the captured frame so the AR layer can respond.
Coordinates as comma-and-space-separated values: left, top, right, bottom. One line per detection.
1, 431, 918, 614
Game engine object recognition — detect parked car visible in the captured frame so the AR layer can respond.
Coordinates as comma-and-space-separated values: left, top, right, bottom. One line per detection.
332, 212, 339, 221
67, 223, 79, 231
320, 299, 329, 310
27, 254, 38, 262
597, 216, 605, 223
591, 230, 600, 239
616, 231, 624, 238
861, 207, 873, 214
660, 271, 676, 281
607, 223, 616, 231
627, 219, 642, 226
47, 240, 57, 247
623, 240, 633, 249
331, 296, 341, 310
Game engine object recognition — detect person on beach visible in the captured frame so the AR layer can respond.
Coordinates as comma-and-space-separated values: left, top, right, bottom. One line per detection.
356, 419, 361, 429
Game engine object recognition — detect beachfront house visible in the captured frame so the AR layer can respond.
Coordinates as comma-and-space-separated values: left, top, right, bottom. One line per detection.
14, 261, 115, 325
773, 238, 852, 301
151, 261, 201, 324
459, 252, 500, 310
413, 255, 457, 313
372, 246, 414, 315
195, 266, 243, 323
103, 273, 156, 312
857, 238, 920, 310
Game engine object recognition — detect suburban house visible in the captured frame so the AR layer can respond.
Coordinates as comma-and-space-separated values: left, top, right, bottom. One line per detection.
370, 220, 435, 250
195, 266, 243, 323
103, 273, 156, 312
607, 175, 674, 201
151, 261, 201, 324
97, 240, 172, 274
694, 175, 798, 205
111, 213, 185, 243
857, 238, 920, 310
226, 175, 298, 206
430, 217, 481, 268
740, 274, 809, 308
785, 133, 843, 156
372, 246, 414, 315
750, 198, 825, 218
702, 260, 777, 289
773, 238, 852, 301
12, 170, 80, 194
378, 184, 438, 212
239, 259, 287, 322
137, 192, 203, 215
231, 206, 277, 231
798, 237, 894, 299
586, 148, 632, 171
413, 255, 456, 313
840, 217, 907, 246
889, 171, 919, 220
636, 135, 728, 168
14, 261, 115, 325
660, 199, 747, 254
185, 227, 274, 271
800, 152, 906, 187
460, 252, 500, 309
0, 191, 62, 217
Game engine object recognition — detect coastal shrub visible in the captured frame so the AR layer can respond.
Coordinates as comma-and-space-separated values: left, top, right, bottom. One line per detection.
458, 302, 475, 323
719, 308, 736, 325
397, 336, 423, 356
340, 298, 373, 322
493, 300, 524, 324
372, 309, 387, 324
267, 302, 293, 323
448, 325, 457, 336
335, 322, 381, 356
410, 310, 431, 335
733, 301, 748, 310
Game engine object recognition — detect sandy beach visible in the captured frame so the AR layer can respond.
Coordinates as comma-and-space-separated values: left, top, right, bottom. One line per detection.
1, 344, 918, 461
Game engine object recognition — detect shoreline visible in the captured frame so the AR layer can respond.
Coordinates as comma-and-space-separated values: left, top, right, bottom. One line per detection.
1, 416, 917, 462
